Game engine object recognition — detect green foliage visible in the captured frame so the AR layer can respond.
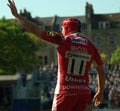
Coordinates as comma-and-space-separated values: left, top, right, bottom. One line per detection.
101, 53, 107, 63
27, 32, 47, 46
0, 17, 40, 74
110, 46, 120, 64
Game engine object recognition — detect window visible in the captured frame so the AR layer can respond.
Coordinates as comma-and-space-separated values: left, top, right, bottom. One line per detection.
38, 56, 43, 64
98, 21, 110, 29
95, 36, 101, 45
44, 56, 48, 65
109, 36, 115, 45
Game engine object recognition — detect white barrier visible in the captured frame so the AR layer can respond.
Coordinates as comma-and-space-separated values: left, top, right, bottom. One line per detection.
93, 109, 120, 111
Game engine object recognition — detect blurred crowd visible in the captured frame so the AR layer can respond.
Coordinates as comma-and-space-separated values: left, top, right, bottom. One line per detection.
89, 63, 120, 109
38, 63, 120, 109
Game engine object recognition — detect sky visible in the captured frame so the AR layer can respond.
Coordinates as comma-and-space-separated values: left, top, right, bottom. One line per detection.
0, 0, 120, 19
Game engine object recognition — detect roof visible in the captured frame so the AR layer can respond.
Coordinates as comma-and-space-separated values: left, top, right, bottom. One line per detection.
35, 15, 86, 26
93, 13, 120, 22
35, 16, 55, 26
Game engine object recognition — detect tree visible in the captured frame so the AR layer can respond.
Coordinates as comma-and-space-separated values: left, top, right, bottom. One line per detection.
101, 53, 107, 63
110, 46, 120, 64
0, 17, 40, 74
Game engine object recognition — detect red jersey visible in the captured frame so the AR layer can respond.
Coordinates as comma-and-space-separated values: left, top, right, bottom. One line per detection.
42, 30, 103, 94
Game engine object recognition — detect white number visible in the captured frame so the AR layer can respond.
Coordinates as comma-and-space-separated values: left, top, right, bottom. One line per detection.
66, 51, 91, 76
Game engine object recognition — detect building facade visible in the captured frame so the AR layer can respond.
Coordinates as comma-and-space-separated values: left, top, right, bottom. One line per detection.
85, 2, 120, 62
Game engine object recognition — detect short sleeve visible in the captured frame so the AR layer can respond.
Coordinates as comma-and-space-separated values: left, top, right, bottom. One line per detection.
93, 47, 103, 67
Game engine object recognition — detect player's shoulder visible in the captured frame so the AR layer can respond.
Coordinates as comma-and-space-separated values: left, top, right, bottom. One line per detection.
77, 33, 95, 45
67, 33, 89, 45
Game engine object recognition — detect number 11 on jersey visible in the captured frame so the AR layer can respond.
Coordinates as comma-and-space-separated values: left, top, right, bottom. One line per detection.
66, 51, 91, 76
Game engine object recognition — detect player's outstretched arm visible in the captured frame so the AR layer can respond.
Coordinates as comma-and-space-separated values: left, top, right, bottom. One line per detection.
7, 0, 43, 38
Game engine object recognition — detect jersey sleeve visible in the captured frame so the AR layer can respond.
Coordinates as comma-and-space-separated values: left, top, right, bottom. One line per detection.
41, 30, 64, 45
93, 46, 103, 67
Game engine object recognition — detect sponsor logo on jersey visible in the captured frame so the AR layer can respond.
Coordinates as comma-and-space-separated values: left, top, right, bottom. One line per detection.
71, 46, 88, 54
66, 51, 91, 60
71, 37, 88, 45
63, 85, 89, 90
47, 31, 57, 37
65, 75, 86, 83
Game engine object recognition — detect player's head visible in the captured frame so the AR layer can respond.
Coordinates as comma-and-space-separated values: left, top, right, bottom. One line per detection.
61, 17, 81, 36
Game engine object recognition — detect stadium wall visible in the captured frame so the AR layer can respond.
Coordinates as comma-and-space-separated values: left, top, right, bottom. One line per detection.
93, 109, 120, 111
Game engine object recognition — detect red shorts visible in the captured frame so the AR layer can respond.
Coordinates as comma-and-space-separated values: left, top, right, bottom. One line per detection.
52, 93, 92, 111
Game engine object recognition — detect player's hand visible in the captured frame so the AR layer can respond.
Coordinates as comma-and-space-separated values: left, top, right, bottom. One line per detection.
93, 91, 103, 107
7, 0, 19, 17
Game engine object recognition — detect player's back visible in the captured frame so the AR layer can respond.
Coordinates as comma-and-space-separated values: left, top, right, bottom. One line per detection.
55, 32, 103, 94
